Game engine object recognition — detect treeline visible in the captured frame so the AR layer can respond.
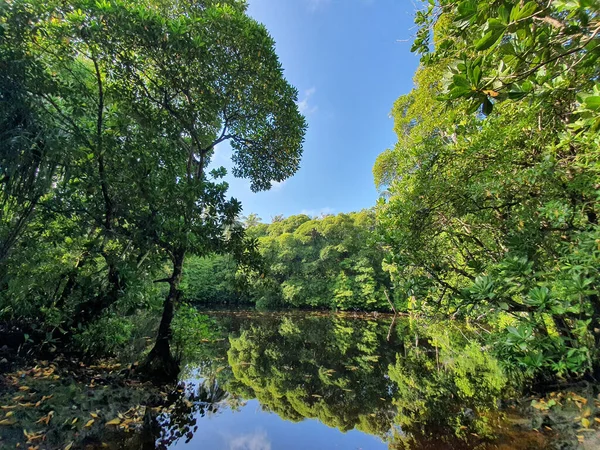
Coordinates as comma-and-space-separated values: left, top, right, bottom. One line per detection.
182, 211, 394, 310
0, 0, 305, 381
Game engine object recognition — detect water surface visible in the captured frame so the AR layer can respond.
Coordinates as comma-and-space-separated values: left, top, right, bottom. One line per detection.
157, 311, 549, 450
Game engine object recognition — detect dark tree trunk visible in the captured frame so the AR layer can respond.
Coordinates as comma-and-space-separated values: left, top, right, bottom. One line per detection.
70, 253, 124, 328
140, 249, 185, 383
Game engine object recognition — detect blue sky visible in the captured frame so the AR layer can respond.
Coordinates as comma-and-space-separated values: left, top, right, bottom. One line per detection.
212, 0, 420, 222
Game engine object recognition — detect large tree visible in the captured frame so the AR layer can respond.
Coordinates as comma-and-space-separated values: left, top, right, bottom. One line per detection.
0, 0, 306, 380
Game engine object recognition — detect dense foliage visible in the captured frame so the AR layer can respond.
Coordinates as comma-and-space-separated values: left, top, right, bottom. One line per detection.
181, 211, 395, 311
2, 0, 599, 392
374, 0, 600, 380
0, 0, 305, 380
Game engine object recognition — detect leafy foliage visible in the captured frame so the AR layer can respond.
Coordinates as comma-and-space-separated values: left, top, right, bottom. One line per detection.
375, 0, 600, 379
0, 0, 305, 380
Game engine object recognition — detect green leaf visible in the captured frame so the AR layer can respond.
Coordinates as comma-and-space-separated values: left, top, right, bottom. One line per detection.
475, 20, 507, 51
453, 74, 471, 88
583, 95, 600, 111
498, 5, 510, 24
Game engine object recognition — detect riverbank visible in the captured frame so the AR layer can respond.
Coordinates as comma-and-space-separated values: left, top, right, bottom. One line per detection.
0, 353, 170, 449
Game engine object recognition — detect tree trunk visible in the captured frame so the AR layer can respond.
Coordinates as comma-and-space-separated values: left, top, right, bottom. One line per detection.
140, 250, 185, 383
70, 252, 123, 328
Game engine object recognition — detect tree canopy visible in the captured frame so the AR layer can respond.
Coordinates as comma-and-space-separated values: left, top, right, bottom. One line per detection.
0, 0, 306, 380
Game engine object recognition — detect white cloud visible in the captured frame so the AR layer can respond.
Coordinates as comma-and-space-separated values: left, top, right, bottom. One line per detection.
300, 207, 334, 217
270, 179, 286, 191
296, 87, 318, 115
227, 430, 271, 450
306, 0, 331, 12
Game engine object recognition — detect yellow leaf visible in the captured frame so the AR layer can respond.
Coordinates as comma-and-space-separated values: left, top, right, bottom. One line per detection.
0, 418, 17, 425
582, 418, 590, 428
595, 417, 600, 424
64, 442, 74, 450
90, 412, 99, 418
18, 386, 30, 391
71, 417, 78, 425
105, 418, 121, 426
5, 411, 14, 418
84, 419, 94, 428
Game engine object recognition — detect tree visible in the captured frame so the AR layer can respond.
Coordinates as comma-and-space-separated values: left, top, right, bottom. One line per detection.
375, 0, 600, 379
80, 0, 306, 380
0, 0, 305, 381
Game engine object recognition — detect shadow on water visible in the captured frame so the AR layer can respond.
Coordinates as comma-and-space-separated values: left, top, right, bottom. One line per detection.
153, 311, 552, 449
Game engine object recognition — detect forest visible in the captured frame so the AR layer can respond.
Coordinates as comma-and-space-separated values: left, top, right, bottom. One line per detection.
1, 0, 600, 448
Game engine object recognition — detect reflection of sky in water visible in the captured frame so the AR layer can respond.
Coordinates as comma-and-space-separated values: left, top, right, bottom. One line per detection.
170, 399, 386, 449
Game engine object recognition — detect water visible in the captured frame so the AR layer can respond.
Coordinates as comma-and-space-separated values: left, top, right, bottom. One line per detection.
155, 311, 549, 449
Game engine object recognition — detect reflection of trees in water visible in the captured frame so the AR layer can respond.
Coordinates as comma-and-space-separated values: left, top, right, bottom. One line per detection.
224, 315, 509, 448
151, 314, 513, 449
155, 378, 229, 449
387, 322, 508, 449
226, 316, 399, 437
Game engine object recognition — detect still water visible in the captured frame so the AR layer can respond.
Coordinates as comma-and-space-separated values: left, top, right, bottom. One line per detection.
155, 311, 549, 450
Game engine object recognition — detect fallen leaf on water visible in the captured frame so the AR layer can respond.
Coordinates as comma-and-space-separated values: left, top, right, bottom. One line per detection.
35, 411, 53, 425
90, 412, 99, 418
84, 419, 94, 428
105, 418, 121, 426
18, 386, 30, 391
71, 418, 78, 425
23, 429, 44, 442
0, 418, 16, 425
4, 411, 14, 418
64, 442, 73, 450
41, 395, 53, 402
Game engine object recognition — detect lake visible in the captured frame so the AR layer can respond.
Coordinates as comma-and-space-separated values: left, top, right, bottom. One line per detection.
154, 310, 550, 449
